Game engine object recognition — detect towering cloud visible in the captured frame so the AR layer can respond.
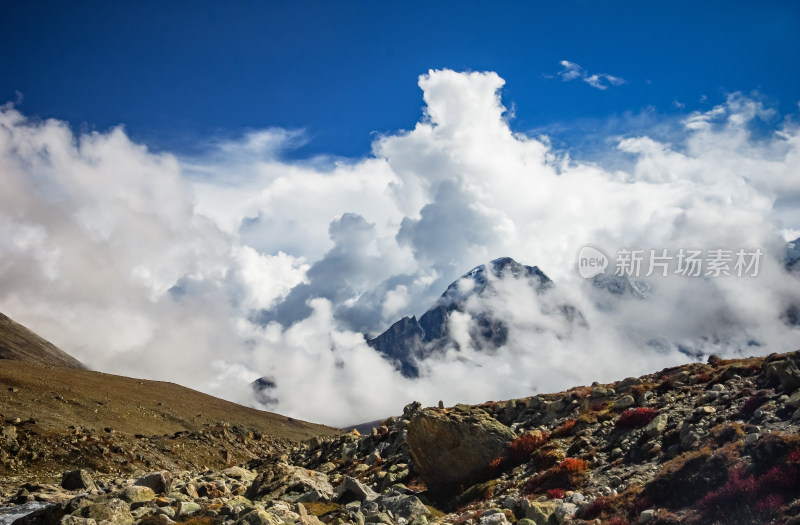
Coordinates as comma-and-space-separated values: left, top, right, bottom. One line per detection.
0, 70, 798, 426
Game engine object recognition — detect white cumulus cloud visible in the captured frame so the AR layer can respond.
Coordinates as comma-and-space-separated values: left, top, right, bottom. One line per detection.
0, 70, 799, 427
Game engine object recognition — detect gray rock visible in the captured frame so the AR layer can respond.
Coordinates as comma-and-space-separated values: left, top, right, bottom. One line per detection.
644, 413, 668, 438
241, 509, 282, 525
176, 501, 201, 517
764, 357, 800, 392
61, 470, 98, 492
318, 462, 336, 473
335, 476, 377, 503
223, 466, 257, 482
786, 390, 800, 408
373, 492, 431, 522
669, 371, 690, 386
502, 496, 518, 510
59, 517, 97, 525
554, 502, 577, 523
77, 497, 133, 525
138, 514, 175, 525
365, 451, 381, 466
478, 510, 508, 525
134, 472, 173, 494
522, 499, 559, 524
615, 395, 636, 410
120, 485, 155, 503
246, 463, 333, 502
639, 509, 656, 523
364, 512, 394, 524
295, 489, 328, 503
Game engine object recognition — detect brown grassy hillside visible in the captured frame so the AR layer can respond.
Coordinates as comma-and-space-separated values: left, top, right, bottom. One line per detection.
0, 313, 86, 369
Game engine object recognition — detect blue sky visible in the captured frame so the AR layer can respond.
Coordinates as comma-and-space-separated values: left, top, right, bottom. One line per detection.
2, 2, 800, 424
2, 1, 798, 158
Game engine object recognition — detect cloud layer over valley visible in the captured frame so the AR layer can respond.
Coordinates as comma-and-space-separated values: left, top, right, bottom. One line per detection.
1, 69, 799, 426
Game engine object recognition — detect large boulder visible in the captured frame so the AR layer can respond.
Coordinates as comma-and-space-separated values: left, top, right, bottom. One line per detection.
764, 355, 800, 393
407, 407, 515, 487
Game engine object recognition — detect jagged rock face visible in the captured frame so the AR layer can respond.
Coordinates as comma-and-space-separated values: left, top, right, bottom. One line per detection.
365, 316, 424, 378
368, 257, 559, 377
406, 407, 515, 487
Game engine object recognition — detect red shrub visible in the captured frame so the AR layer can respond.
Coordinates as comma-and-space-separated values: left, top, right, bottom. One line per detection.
788, 449, 800, 464
553, 419, 576, 438
584, 496, 612, 519
758, 462, 800, 492
696, 372, 712, 383
739, 391, 769, 417
697, 467, 757, 516
616, 408, 658, 429
522, 457, 589, 494
546, 488, 565, 500
590, 400, 609, 412
560, 457, 588, 473
698, 460, 800, 520
508, 431, 550, 463
608, 518, 630, 525
756, 494, 785, 515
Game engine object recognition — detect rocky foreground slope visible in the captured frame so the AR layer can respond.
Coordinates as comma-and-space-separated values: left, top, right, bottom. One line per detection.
5, 350, 800, 525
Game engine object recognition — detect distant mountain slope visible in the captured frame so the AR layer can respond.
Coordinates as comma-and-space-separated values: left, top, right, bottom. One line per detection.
0, 359, 339, 487
0, 312, 86, 369
0, 360, 337, 440
367, 257, 581, 377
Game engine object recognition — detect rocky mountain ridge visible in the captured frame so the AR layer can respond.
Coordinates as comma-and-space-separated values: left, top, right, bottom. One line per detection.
366, 258, 567, 378
6, 349, 800, 524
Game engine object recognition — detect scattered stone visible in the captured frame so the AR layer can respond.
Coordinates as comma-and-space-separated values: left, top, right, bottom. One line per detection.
61, 469, 98, 491
120, 485, 156, 503
175, 501, 201, 517
554, 502, 577, 523
224, 466, 257, 481
335, 476, 377, 503
522, 499, 559, 524
246, 463, 333, 502
134, 471, 173, 494
77, 497, 134, 525
615, 394, 636, 410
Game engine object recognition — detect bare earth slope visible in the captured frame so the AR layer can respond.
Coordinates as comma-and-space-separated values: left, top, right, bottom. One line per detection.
0, 360, 336, 439
0, 314, 338, 495
0, 313, 85, 370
